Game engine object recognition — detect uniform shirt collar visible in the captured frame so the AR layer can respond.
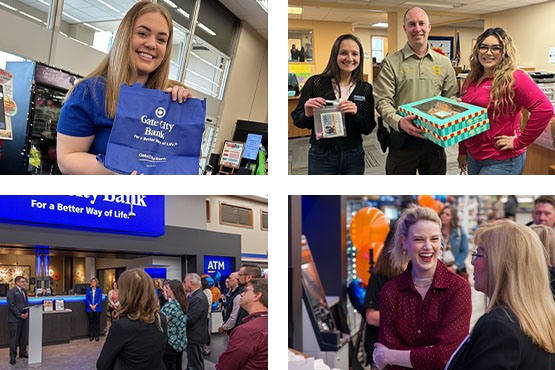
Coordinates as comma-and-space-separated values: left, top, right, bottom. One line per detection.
397, 260, 451, 291
402, 42, 436, 61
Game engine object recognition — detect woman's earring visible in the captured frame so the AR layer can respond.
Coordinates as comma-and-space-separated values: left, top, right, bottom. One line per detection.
402, 249, 407, 255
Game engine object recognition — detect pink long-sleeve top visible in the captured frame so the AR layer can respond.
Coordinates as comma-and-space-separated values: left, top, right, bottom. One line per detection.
459, 70, 553, 161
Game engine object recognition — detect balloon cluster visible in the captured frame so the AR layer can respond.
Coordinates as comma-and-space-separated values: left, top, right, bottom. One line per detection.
348, 207, 390, 312
201, 272, 222, 311
418, 195, 445, 214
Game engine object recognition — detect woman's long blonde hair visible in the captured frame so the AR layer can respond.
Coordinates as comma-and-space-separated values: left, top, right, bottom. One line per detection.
68, 1, 173, 118
474, 220, 555, 353
464, 28, 518, 120
115, 269, 163, 332
391, 205, 442, 271
530, 224, 555, 268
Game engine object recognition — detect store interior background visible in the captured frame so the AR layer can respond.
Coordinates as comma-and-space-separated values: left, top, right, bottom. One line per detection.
0, 195, 268, 296
288, 0, 555, 175
289, 195, 548, 368
0, 0, 268, 174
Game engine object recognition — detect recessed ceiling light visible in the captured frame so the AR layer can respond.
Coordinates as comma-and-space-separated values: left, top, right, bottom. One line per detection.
288, 7, 302, 15
372, 22, 388, 28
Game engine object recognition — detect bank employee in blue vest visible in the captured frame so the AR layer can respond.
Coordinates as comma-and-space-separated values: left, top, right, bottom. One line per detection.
86, 277, 103, 341
56, 1, 192, 174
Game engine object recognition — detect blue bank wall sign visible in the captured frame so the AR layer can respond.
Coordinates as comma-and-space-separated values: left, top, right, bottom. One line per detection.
0, 195, 165, 236
204, 256, 232, 276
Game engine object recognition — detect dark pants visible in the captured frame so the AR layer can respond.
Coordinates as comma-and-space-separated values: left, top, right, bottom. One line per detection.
187, 343, 204, 370
206, 317, 211, 346
308, 144, 365, 175
8, 319, 27, 360
87, 311, 101, 338
163, 342, 183, 370
386, 135, 446, 175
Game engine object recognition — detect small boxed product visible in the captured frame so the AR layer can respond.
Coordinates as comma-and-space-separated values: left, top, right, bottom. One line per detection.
55, 299, 64, 311
398, 96, 489, 148
313, 101, 346, 140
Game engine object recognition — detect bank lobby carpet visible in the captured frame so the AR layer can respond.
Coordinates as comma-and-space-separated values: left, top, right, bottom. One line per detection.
289, 133, 461, 175
0, 333, 229, 369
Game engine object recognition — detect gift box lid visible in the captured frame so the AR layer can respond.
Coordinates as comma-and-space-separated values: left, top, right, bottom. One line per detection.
398, 96, 487, 131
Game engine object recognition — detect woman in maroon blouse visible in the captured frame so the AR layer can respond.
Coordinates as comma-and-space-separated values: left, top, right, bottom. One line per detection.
373, 205, 472, 370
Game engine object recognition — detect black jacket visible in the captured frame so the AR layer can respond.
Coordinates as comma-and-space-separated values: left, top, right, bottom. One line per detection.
96, 315, 168, 370
291, 74, 375, 151
446, 307, 555, 370
186, 289, 209, 344
7, 286, 28, 324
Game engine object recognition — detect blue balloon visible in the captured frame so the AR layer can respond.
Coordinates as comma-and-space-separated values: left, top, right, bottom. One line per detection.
435, 195, 446, 203
211, 271, 221, 285
347, 279, 366, 312
205, 276, 215, 288
212, 301, 219, 311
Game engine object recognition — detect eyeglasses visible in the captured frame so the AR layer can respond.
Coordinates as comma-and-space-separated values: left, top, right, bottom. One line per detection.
478, 44, 503, 54
471, 252, 484, 262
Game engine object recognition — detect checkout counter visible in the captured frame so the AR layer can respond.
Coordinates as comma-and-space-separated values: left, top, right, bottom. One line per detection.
0, 295, 107, 347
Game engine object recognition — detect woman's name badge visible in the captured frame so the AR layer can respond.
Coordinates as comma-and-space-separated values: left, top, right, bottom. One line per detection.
353, 95, 366, 102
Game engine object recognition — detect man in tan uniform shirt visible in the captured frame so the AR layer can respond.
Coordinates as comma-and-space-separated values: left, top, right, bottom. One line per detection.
374, 7, 458, 175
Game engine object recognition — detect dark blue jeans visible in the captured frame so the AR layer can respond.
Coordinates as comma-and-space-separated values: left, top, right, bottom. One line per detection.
308, 144, 365, 175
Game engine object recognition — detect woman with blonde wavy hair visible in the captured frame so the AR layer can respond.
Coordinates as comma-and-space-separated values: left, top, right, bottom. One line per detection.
57, 1, 192, 174
446, 220, 555, 369
530, 224, 555, 297
457, 27, 553, 175
97, 269, 168, 370
373, 205, 471, 370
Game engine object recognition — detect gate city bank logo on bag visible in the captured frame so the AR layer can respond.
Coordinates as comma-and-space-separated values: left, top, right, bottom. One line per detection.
141, 106, 175, 140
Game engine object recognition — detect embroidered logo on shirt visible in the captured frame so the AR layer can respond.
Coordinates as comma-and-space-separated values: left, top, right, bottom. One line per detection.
433, 65, 441, 75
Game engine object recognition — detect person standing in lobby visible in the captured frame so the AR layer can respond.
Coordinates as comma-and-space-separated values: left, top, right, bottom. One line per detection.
7, 276, 29, 366
183, 273, 208, 370
291, 34, 375, 175
86, 277, 102, 342
373, 7, 458, 175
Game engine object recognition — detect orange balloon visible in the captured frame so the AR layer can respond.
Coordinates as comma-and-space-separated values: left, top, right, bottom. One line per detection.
210, 286, 220, 302
355, 242, 384, 285
350, 207, 390, 249
432, 200, 444, 214
418, 195, 435, 208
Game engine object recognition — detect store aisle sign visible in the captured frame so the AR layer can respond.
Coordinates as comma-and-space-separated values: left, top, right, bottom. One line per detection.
204, 256, 232, 276
0, 195, 165, 236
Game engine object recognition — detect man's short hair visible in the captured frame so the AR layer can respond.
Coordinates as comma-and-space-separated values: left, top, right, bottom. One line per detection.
403, 7, 430, 25
534, 196, 555, 209
14, 276, 25, 284
185, 273, 201, 286
248, 278, 268, 308
241, 264, 262, 278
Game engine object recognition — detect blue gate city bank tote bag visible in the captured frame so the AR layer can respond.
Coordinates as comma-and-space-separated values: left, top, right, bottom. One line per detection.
102, 83, 206, 174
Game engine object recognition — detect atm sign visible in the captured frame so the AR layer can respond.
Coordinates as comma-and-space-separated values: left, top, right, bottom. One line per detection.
204, 256, 232, 275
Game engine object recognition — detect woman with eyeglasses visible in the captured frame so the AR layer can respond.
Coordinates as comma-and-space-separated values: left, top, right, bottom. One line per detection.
457, 28, 553, 175
372, 205, 471, 370
446, 220, 555, 369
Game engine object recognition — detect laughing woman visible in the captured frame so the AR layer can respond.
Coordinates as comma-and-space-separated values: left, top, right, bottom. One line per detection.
57, 1, 192, 174
446, 221, 555, 369
373, 205, 471, 370
291, 34, 375, 175
458, 28, 553, 175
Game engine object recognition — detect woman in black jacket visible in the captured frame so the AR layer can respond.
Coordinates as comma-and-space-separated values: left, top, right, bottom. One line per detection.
446, 221, 555, 370
97, 269, 168, 370
291, 34, 375, 175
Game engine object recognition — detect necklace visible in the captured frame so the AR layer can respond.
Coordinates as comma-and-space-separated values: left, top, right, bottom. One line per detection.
413, 277, 433, 288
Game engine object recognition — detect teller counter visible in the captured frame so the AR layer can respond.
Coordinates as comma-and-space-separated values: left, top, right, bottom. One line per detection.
0, 295, 107, 347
